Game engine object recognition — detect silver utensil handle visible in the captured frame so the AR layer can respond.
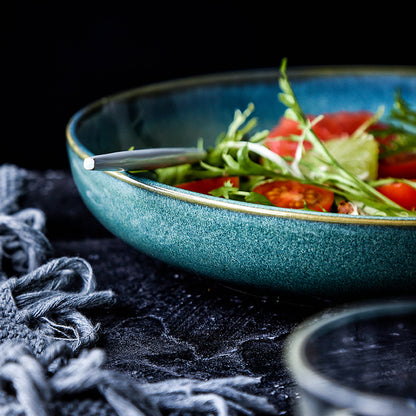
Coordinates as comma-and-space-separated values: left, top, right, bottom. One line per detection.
83, 148, 207, 171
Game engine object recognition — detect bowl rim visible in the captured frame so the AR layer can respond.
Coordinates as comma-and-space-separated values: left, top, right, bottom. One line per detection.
66, 66, 416, 227
284, 300, 416, 416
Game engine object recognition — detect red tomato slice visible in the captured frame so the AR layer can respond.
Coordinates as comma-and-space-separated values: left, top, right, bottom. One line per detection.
376, 182, 416, 211
265, 111, 375, 158
175, 176, 239, 195
378, 152, 416, 179
328, 111, 374, 136
253, 180, 334, 212
265, 139, 313, 158
268, 117, 302, 138
310, 114, 345, 140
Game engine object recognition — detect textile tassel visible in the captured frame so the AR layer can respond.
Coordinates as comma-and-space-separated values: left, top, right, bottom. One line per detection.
0, 342, 51, 416
8, 257, 115, 350
1, 343, 277, 416
0, 211, 52, 280
0, 164, 27, 215
0, 164, 52, 280
0, 162, 278, 416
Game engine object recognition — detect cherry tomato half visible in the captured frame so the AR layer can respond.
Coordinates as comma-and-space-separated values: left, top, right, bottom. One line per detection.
265, 112, 375, 158
378, 152, 416, 179
376, 182, 416, 211
175, 176, 239, 195
253, 180, 334, 212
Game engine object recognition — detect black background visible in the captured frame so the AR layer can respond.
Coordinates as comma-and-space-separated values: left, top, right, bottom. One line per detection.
5, 1, 416, 169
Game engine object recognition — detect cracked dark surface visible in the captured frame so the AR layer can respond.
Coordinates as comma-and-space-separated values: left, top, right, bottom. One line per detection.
24, 169, 330, 415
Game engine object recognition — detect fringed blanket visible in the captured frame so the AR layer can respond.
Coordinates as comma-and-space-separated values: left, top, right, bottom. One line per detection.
0, 164, 284, 415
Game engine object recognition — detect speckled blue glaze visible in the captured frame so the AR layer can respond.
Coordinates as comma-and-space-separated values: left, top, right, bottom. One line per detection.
66, 68, 416, 298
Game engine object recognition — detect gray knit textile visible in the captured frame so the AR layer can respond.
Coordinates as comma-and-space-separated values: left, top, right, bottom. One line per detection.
0, 164, 277, 416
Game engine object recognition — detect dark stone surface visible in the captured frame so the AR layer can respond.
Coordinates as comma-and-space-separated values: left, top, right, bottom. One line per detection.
24, 169, 330, 415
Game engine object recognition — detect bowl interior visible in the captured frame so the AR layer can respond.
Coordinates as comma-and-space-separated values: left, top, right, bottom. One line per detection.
304, 305, 416, 398
74, 68, 416, 164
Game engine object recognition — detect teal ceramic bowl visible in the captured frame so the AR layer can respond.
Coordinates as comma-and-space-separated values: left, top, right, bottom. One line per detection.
66, 67, 416, 298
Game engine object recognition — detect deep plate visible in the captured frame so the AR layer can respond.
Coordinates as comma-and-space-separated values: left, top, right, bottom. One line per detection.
66, 67, 416, 298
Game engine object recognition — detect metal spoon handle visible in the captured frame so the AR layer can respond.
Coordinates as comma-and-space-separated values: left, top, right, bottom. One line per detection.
83, 147, 207, 171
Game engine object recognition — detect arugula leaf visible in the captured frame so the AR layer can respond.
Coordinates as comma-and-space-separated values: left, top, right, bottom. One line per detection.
155, 164, 192, 185
244, 191, 275, 206
391, 90, 416, 128
206, 103, 260, 167
378, 131, 416, 158
375, 90, 416, 158
209, 180, 240, 199
208, 182, 275, 206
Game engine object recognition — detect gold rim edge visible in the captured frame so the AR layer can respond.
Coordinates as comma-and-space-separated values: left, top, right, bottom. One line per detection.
66, 67, 416, 228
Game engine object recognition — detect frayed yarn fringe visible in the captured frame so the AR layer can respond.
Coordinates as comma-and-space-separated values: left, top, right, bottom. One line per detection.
0, 164, 277, 415
0, 342, 276, 416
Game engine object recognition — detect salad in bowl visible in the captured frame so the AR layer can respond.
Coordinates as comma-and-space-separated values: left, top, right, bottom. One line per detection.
66, 61, 416, 298
156, 61, 416, 218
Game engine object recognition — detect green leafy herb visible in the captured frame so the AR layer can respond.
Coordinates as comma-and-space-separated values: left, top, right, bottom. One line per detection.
155, 59, 415, 217
276, 59, 411, 217
374, 90, 416, 158
209, 180, 240, 199
391, 90, 416, 128
243, 191, 275, 206
208, 179, 275, 206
